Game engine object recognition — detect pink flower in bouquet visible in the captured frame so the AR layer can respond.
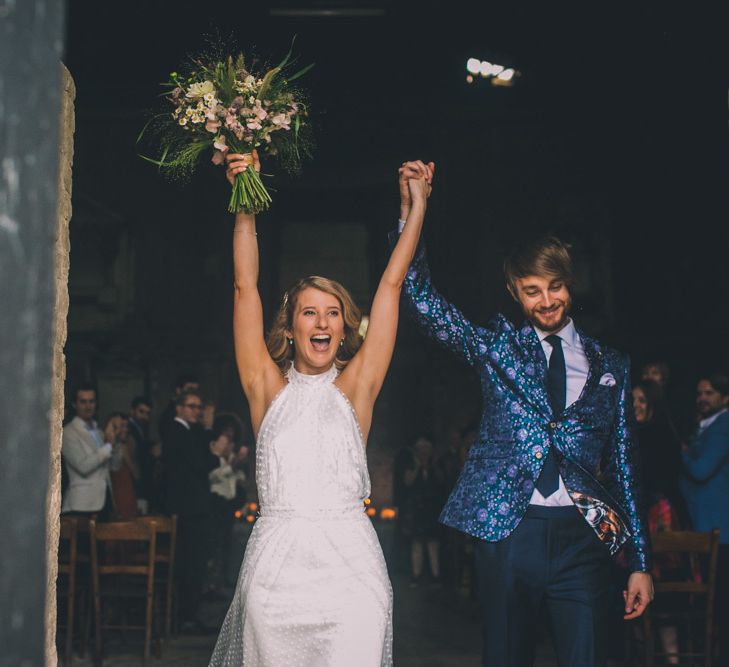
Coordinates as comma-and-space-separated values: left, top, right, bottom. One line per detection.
214, 136, 228, 152
206, 116, 221, 133
270, 113, 291, 130
224, 115, 245, 140
211, 135, 229, 165
253, 100, 268, 120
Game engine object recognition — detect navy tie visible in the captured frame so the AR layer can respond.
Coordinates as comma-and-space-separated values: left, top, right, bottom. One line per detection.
536, 334, 566, 497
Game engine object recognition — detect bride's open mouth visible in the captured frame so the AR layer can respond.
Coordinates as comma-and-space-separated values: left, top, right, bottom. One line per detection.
310, 334, 332, 352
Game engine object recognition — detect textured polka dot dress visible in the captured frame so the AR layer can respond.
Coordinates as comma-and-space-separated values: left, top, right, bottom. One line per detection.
209, 364, 393, 666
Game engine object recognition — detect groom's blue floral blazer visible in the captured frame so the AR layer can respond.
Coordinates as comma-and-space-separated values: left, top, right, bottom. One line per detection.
401, 243, 651, 572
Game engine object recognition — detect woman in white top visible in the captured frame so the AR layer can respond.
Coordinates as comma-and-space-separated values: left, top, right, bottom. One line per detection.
209, 152, 434, 667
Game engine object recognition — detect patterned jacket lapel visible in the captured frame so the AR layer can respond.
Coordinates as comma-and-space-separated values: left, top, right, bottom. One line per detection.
561, 326, 605, 417
577, 327, 604, 394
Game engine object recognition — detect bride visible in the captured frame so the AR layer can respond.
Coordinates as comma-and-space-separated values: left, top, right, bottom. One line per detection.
209, 152, 434, 666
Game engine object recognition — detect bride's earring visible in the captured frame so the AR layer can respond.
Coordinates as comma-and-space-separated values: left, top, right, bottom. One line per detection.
339, 339, 344, 347
288, 338, 293, 346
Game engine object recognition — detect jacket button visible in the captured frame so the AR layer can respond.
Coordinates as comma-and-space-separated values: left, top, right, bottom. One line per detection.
549, 421, 558, 429
535, 451, 543, 459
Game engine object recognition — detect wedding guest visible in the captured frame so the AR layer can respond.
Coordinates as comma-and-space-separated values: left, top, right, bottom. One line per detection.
632, 380, 683, 518
632, 380, 683, 663
437, 427, 467, 587
641, 361, 670, 393
438, 427, 464, 494
61, 384, 122, 518
163, 389, 221, 634
128, 396, 159, 514
158, 373, 200, 442
681, 374, 729, 532
402, 437, 444, 585
392, 442, 416, 573
208, 419, 247, 589
107, 412, 140, 520
681, 372, 729, 659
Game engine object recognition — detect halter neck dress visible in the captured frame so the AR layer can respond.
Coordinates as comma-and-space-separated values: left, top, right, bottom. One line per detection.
209, 363, 393, 666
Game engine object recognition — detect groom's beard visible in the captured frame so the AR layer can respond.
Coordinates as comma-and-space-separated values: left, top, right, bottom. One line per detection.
526, 297, 572, 334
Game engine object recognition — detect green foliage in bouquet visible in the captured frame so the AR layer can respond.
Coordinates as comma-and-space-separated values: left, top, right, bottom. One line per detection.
139, 42, 313, 214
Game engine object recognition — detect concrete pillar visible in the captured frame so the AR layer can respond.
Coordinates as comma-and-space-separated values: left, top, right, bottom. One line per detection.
0, 2, 66, 664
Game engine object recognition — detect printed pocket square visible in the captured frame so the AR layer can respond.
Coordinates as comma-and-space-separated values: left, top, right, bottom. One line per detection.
599, 373, 617, 387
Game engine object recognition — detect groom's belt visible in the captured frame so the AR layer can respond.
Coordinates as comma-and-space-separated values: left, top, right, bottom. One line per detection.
258, 503, 366, 520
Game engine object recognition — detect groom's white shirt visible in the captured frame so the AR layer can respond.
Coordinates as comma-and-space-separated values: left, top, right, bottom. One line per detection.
530, 320, 588, 507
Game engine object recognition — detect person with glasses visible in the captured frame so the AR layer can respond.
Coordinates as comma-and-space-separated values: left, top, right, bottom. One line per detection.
163, 388, 229, 634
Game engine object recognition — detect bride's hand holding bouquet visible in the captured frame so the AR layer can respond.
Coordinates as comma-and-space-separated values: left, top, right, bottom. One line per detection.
226, 151, 261, 190
140, 45, 312, 214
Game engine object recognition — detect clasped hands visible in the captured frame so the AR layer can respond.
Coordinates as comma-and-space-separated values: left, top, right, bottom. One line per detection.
399, 160, 435, 219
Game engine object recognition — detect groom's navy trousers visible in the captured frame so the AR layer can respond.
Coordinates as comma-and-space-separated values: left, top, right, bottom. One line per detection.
475, 505, 613, 667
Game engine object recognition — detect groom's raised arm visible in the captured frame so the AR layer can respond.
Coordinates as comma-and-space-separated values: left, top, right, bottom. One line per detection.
396, 237, 491, 367
395, 163, 492, 366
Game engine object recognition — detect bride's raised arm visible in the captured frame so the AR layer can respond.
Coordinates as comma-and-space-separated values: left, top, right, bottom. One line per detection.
228, 153, 286, 431
338, 160, 434, 432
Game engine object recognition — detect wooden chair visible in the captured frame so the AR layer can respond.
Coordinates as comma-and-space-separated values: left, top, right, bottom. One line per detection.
136, 515, 177, 644
642, 529, 720, 667
89, 519, 157, 665
57, 517, 78, 666
59, 515, 95, 662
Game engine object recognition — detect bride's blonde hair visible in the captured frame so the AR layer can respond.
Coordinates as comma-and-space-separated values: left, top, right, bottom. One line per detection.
267, 276, 363, 372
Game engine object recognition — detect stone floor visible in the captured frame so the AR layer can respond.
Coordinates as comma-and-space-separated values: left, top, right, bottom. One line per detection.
62, 574, 570, 666
60, 523, 635, 666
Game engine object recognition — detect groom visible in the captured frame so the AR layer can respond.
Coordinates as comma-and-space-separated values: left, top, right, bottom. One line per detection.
396, 162, 653, 666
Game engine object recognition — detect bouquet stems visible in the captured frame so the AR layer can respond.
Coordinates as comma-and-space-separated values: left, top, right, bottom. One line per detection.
228, 166, 272, 214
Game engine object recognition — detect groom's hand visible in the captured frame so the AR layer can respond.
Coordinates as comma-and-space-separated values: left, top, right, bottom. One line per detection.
623, 571, 654, 619
398, 160, 435, 220
408, 174, 432, 203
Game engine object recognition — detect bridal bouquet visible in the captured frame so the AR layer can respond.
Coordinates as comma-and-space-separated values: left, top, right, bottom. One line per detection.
140, 45, 313, 214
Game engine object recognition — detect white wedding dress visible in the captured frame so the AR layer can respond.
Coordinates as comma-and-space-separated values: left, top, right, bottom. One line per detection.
209, 364, 393, 666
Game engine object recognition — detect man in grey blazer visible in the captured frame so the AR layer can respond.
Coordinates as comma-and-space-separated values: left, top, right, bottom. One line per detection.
61, 383, 121, 516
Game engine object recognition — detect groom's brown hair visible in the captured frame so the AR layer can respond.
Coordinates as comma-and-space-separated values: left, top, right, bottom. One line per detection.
503, 235, 574, 295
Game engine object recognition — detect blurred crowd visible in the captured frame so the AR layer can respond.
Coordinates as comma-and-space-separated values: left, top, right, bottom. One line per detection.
60, 374, 253, 634
61, 362, 729, 643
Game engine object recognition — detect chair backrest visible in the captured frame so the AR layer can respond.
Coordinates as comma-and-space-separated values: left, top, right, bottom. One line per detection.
650, 529, 720, 597
136, 515, 177, 566
58, 516, 78, 576
89, 519, 157, 578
